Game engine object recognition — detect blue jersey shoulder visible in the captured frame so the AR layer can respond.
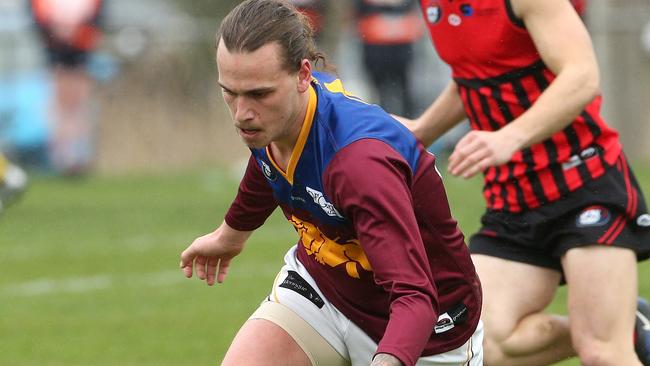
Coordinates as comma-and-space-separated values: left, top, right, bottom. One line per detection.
311, 71, 421, 171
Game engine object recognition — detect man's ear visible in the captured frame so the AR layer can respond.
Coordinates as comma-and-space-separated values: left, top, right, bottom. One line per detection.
297, 59, 312, 93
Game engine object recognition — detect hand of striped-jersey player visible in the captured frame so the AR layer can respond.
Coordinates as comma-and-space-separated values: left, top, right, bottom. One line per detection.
448, 130, 519, 179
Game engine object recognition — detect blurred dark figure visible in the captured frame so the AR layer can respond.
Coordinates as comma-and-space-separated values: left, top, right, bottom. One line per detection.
28, 0, 105, 176
0, 153, 28, 216
291, 0, 327, 40
355, 0, 424, 118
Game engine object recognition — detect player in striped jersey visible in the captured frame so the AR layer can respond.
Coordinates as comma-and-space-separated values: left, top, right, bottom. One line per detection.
397, 0, 650, 365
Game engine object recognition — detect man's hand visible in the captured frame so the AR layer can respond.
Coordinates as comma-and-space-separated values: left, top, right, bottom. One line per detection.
179, 223, 250, 285
448, 130, 521, 179
370, 353, 403, 366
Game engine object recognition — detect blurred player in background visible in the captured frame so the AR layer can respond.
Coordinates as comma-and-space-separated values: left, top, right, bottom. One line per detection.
29, 0, 105, 176
355, 0, 424, 118
291, 0, 327, 40
0, 154, 28, 215
395, 0, 650, 365
180, 1, 483, 365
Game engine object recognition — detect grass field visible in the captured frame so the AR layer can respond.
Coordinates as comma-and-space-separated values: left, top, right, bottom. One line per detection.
1, 162, 649, 365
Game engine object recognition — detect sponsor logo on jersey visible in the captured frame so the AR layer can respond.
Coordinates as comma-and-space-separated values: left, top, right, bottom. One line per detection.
580, 146, 597, 160
576, 205, 611, 227
448, 13, 462, 26
260, 160, 277, 181
425, 4, 442, 24
562, 155, 582, 170
435, 313, 455, 334
562, 146, 600, 170
460, 4, 473, 16
279, 270, 325, 308
291, 195, 306, 203
434, 303, 468, 334
306, 186, 343, 218
637, 214, 650, 227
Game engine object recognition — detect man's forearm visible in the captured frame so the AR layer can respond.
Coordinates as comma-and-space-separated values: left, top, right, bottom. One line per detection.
217, 221, 254, 244
411, 81, 466, 146
371, 353, 403, 366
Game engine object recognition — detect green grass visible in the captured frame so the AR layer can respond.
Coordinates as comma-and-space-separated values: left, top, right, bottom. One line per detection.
1, 162, 649, 365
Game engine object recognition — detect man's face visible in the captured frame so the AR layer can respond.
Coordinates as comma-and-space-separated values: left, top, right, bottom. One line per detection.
216, 40, 309, 149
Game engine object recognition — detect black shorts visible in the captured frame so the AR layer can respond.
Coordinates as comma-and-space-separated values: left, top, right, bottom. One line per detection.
44, 45, 90, 68
469, 155, 650, 271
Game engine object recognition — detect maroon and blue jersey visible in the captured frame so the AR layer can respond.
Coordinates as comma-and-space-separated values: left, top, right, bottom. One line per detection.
419, 0, 622, 212
225, 72, 481, 366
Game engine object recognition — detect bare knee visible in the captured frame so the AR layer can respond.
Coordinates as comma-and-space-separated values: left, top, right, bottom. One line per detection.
483, 314, 570, 366
572, 338, 620, 366
482, 336, 509, 366
222, 319, 311, 366
481, 323, 516, 366
571, 330, 638, 366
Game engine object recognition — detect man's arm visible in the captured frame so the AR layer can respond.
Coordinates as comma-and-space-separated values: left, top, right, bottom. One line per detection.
180, 155, 278, 285
225, 155, 279, 231
447, 0, 600, 178
180, 221, 252, 285
371, 353, 403, 366
501, 0, 599, 148
393, 80, 466, 147
324, 140, 438, 366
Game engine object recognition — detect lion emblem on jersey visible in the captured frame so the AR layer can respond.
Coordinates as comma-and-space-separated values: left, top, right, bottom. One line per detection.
290, 216, 372, 279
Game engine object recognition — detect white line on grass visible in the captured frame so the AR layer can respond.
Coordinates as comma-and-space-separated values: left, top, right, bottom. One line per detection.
1, 271, 182, 297
3, 275, 113, 297
2, 263, 279, 297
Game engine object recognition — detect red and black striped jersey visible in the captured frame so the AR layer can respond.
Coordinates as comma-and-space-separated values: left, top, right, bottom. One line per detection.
419, 0, 621, 212
570, 0, 588, 17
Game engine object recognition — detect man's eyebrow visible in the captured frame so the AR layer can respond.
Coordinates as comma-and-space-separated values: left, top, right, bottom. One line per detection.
218, 82, 275, 95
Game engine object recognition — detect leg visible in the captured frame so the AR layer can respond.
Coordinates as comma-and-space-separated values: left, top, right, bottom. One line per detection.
50, 66, 95, 174
473, 254, 575, 366
394, 46, 414, 119
562, 245, 642, 366
237, 248, 350, 365
222, 318, 312, 366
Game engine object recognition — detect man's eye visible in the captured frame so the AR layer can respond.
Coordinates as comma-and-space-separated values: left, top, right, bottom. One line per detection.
250, 91, 270, 98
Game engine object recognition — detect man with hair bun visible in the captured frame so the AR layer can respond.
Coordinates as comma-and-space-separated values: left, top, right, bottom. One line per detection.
180, 1, 483, 365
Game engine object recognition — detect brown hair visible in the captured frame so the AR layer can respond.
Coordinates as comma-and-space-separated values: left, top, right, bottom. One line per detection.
217, 0, 330, 73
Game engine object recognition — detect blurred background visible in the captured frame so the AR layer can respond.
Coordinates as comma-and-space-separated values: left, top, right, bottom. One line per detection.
0, 0, 649, 365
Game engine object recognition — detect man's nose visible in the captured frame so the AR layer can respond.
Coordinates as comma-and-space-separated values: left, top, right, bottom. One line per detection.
234, 97, 255, 122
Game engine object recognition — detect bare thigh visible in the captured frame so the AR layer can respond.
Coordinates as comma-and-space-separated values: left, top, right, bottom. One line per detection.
222, 318, 312, 366
472, 254, 561, 342
562, 246, 638, 355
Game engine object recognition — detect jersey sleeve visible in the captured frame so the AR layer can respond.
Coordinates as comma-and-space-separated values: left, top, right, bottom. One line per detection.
323, 139, 438, 366
224, 155, 278, 231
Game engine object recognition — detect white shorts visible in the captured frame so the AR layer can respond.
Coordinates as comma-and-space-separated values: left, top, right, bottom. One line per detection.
249, 245, 484, 366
